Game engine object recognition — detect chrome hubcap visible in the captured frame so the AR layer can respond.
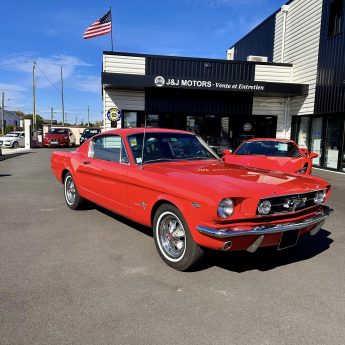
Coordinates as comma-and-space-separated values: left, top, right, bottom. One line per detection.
65, 176, 76, 205
159, 213, 186, 259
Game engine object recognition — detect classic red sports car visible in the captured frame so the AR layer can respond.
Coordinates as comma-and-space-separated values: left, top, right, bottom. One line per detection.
223, 138, 318, 175
51, 129, 333, 271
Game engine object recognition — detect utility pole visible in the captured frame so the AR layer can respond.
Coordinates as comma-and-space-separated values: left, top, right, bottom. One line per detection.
65, 112, 67, 125
50, 107, 54, 126
75, 115, 78, 126
87, 106, 90, 127
1, 92, 5, 135
61, 66, 65, 126
32, 61, 36, 130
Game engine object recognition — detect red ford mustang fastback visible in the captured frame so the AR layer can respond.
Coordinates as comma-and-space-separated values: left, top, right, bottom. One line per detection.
51, 128, 333, 271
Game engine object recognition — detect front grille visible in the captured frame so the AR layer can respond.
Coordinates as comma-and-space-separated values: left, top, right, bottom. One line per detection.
258, 191, 322, 216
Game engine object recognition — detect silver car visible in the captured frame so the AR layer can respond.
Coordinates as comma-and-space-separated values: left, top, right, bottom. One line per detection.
0, 131, 25, 148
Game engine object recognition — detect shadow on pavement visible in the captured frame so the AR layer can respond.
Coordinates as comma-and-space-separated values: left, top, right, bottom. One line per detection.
82, 202, 333, 272
0, 151, 32, 161
194, 229, 333, 272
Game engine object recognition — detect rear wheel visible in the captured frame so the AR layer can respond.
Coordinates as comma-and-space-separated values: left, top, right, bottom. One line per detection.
12, 141, 19, 149
153, 204, 203, 271
64, 172, 83, 209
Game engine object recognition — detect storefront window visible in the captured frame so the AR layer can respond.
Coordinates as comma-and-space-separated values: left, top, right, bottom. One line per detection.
297, 117, 310, 148
123, 112, 137, 128
310, 118, 323, 166
325, 118, 341, 169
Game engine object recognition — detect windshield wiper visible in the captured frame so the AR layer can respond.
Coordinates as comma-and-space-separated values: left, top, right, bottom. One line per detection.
144, 158, 188, 164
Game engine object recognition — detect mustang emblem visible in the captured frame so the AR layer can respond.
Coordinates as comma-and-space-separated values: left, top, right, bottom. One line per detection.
283, 197, 307, 210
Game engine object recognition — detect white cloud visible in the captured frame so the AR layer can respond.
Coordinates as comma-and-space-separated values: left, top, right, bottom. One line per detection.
0, 53, 93, 89
69, 74, 101, 94
0, 83, 29, 110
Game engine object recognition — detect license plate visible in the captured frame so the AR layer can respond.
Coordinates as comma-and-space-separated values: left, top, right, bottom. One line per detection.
50, 141, 58, 144
278, 230, 300, 250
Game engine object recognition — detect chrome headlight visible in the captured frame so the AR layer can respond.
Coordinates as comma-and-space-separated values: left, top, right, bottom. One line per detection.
258, 200, 271, 215
218, 198, 234, 219
314, 190, 326, 205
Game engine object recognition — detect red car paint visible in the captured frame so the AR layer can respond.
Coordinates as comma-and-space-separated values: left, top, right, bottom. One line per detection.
223, 138, 318, 175
51, 129, 332, 269
43, 128, 75, 147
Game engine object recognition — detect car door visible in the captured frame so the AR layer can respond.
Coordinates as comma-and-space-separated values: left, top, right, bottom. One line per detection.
77, 134, 130, 216
19, 133, 25, 146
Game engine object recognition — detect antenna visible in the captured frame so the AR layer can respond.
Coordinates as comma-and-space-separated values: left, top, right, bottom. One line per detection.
140, 114, 147, 170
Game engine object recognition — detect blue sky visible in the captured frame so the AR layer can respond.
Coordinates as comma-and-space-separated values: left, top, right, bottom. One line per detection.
0, 0, 285, 124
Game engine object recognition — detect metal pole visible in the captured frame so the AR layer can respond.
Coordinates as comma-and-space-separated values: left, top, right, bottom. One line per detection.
1, 92, 4, 135
61, 66, 65, 126
51, 107, 54, 126
33, 61, 36, 130
87, 106, 90, 127
110, 6, 114, 51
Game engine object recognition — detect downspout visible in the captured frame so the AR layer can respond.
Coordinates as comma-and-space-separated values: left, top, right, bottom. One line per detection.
281, 5, 290, 138
281, 5, 290, 63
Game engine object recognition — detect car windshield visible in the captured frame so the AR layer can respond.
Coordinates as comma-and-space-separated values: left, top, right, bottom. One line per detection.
48, 128, 69, 134
235, 140, 300, 158
5, 132, 21, 137
127, 132, 220, 164
83, 128, 100, 136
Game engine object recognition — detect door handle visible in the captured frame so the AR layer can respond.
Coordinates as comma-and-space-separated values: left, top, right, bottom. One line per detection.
83, 160, 90, 165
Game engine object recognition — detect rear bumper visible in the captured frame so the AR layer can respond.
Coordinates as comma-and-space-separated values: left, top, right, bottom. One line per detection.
196, 206, 333, 239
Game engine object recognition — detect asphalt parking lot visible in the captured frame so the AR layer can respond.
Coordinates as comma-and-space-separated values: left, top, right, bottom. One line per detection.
0, 149, 344, 345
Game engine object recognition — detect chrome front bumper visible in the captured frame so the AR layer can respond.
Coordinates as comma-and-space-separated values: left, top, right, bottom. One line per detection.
196, 206, 334, 239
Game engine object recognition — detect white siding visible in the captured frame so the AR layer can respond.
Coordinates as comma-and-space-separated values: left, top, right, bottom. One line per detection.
103, 54, 146, 75
254, 65, 292, 83
103, 89, 145, 131
273, 0, 323, 116
252, 97, 290, 138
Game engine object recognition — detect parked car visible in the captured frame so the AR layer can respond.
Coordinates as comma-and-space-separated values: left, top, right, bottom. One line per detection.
79, 127, 101, 145
51, 129, 332, 271
43, 128, 76, 148
0, 131, 25, 148
223, 138, 319, 175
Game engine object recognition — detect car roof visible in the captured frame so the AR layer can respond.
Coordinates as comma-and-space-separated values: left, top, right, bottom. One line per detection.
102, 128, 194, 136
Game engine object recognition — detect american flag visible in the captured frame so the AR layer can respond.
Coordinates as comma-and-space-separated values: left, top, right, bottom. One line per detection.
83, 10, 112, 39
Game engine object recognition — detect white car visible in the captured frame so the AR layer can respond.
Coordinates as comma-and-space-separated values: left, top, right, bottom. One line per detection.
0, 131, 25, 148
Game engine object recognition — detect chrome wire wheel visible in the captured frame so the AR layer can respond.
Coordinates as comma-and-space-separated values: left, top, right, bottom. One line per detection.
157, 211, 186, 262
64, 175, 76, 205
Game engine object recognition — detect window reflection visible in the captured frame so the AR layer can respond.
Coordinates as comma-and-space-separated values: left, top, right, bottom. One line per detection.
325, 118, 341, 169
310, 118, 322, 166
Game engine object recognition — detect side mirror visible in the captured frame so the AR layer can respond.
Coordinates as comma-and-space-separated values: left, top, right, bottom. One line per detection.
223, 149, 232, 156
309, 152, 319, 159
69, 132, 73, 136
299, 148, 309, 157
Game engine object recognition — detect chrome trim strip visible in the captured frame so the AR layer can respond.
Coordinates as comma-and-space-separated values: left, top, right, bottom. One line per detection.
196, 206, 333, 239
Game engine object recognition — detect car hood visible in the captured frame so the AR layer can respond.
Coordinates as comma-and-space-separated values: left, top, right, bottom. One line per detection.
225, 155, 302, 173
145, 160, 328, 198
0, 136, 16, 141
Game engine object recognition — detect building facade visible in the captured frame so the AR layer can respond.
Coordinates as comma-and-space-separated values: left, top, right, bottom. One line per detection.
0, 109, 20, 128
229, 0, 345, 172
102, 52, 307, 153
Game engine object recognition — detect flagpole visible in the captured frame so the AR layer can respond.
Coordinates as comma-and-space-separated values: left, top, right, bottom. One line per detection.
110, 5, 114, 51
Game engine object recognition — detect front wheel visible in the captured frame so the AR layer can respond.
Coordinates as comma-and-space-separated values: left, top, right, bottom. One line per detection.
153, 204, 203, 271
12, 141, 19, 149
64, 172, 83, 209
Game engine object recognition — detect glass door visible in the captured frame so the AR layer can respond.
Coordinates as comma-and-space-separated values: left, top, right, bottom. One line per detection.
324, 117, 342, 169
310, 118, 323, 166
